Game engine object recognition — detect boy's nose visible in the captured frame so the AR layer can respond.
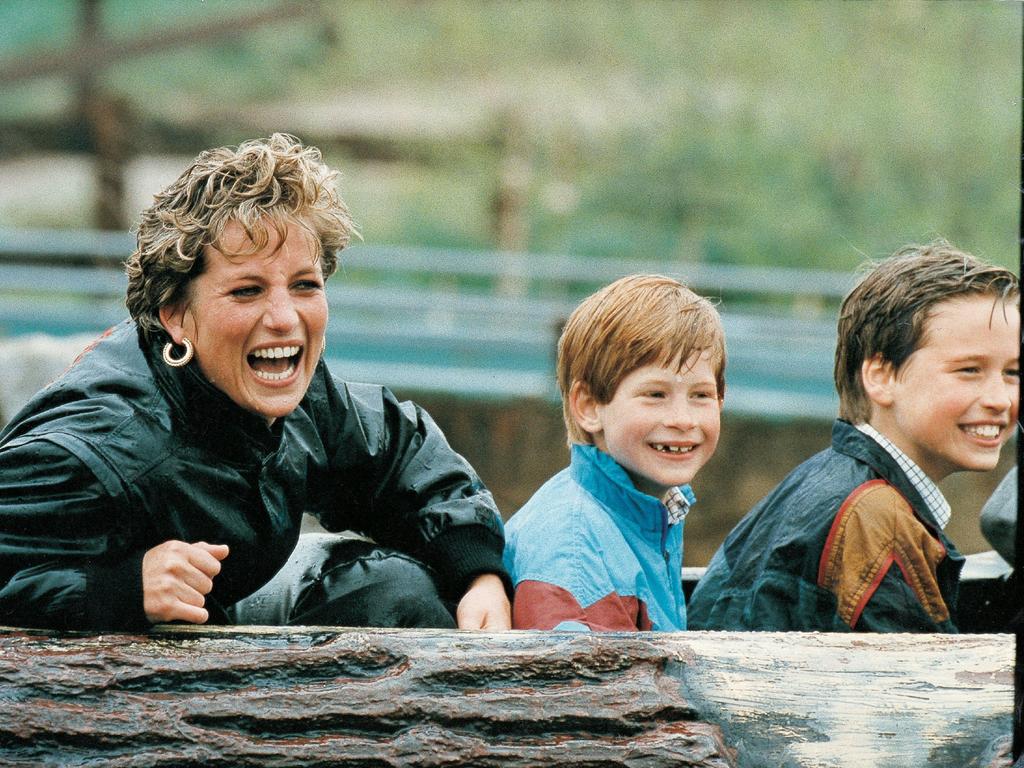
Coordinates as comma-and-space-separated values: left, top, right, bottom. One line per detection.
980, 375, 1016, 412
664, 400, 697, 428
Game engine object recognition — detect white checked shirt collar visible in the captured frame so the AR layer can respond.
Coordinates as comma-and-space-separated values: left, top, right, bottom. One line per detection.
662, 485, 697, 526
856, 423, 952, 529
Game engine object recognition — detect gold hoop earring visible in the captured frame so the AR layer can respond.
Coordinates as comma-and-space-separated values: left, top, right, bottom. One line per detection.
162, 338, 194, 368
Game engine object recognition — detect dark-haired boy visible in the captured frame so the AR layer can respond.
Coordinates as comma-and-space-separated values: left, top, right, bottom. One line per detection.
688, 242, 1019, 632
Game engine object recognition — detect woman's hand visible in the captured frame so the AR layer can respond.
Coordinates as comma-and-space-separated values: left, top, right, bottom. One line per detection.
142, 540, 229, 624
455, 572, 511, 630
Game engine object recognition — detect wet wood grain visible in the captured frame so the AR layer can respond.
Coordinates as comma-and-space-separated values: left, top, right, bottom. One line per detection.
0, 627, 1012, 767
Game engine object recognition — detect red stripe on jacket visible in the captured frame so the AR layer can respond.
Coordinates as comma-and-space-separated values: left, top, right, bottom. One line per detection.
513, 580, 652, 631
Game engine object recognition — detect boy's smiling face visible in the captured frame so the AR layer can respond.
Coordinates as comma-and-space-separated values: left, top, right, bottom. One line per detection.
572, 351, 723, 499
865, 293, 1020, 482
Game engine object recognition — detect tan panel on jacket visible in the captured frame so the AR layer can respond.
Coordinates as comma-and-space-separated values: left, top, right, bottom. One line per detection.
817, 480, 949, 628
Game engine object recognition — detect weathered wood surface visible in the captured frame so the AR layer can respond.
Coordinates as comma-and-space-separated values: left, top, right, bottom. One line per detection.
0, 627, 1013, 768
677, 631, 1014, 768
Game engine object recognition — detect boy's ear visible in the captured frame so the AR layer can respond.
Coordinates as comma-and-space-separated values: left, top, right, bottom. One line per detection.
568, 381, 603, 436
861, 354, 896, 408
158, 303, 188, 345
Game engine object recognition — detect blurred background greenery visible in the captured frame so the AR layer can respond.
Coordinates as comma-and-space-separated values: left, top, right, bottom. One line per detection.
0, 1, 1018, 560
0, 0, 1019, 269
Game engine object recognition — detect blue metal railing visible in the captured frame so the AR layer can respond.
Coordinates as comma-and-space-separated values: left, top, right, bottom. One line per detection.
0, 227, 846, 418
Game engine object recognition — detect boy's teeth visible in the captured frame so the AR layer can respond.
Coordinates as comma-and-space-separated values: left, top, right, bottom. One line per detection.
252, 346, 300, 359
653, 444, 694, 454
963, 424, 1000, 439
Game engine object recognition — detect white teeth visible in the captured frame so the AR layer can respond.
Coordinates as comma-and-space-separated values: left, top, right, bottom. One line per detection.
963, 424, 1001, 439
653, 444, 694, 454
253, 361, 297, 381
251, 346, 300, 359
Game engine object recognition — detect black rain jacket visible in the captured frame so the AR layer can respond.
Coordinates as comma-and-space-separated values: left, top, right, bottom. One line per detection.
0, 320, 508, 630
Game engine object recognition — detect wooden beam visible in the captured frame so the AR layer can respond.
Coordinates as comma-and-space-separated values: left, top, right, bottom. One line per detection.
0, 627, 1012, 767
0, 1, 324, 87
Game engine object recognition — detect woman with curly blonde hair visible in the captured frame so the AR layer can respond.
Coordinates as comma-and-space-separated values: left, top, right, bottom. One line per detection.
0, 134, 511, 632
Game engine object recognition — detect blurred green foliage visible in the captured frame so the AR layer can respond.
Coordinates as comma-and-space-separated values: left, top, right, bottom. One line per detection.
0, 0, 1019, 269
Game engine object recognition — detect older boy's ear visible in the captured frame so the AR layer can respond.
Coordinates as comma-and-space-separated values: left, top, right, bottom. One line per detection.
569, 381, 603, 435
861, 355, 896, 408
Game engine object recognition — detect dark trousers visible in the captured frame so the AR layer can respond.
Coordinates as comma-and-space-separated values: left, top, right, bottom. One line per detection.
227, 532, 456, 628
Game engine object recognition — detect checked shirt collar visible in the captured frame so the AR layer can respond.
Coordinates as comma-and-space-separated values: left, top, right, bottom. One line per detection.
856, 423, 951, 530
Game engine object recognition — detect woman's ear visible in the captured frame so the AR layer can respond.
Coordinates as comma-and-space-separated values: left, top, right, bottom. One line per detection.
861, 354, 896, 409
569, 381, 603, 437
158, 303, 187, 344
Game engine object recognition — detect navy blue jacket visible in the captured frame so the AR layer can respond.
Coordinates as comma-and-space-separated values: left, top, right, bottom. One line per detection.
688, 420, 963, 632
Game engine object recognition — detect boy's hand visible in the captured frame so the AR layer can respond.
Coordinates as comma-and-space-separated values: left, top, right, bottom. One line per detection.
142, 540, 229, 624
456, 573, 511, 630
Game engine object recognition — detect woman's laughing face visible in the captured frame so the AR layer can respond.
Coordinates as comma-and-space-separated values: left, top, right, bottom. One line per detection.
159, 219, 328, 423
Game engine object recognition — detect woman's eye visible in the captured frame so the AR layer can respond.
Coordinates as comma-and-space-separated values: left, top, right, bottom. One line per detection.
231, 286, 260, 298
294, 280, 323, 292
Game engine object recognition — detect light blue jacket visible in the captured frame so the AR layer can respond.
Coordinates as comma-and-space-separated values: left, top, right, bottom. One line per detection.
503, 444, 692, 631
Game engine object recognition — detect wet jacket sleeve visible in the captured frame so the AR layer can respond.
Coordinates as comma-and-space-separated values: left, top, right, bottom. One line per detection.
846, 568, 954, 632
817, 481, 956, 633
316, 379, 509, 600
980, 466, 1016, 567
0, 436, 149, 630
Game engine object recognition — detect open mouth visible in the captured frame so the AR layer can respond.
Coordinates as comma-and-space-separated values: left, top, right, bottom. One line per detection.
652, 443, 695, 454
248, 345, 302, 382
961, 424, 1002, 440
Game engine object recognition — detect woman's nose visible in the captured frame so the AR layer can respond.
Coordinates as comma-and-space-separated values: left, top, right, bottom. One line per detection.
263, 291, 299, 330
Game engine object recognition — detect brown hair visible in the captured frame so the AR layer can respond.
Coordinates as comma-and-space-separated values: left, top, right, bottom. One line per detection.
125, 133, 355, 340
557, 274, 726, 444
835, 240, 1019, 423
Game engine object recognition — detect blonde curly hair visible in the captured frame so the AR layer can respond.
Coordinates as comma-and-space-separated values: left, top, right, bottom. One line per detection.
126, 133, 355, 340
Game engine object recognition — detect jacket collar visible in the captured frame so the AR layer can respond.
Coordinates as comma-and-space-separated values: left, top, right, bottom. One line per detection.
854, 423, 951, 529
569, 443, 696, 534
145, 328, 283, 461
830, 419, 944, 534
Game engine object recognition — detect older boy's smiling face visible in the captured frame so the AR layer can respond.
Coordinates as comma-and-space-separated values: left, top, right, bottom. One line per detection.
580, 352, 723, 499
869, 294, 1019, 482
